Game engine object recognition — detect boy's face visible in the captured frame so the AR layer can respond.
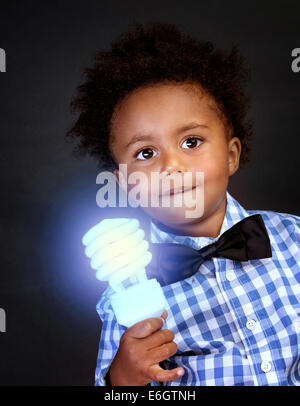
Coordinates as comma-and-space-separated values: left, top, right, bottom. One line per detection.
109, 82, 241, 236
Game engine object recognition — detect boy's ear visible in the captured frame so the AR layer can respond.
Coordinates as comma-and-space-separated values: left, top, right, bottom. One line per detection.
228, 136, 241, 176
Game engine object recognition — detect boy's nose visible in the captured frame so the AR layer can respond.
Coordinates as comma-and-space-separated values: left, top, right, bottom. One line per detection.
161, 152, 188, 175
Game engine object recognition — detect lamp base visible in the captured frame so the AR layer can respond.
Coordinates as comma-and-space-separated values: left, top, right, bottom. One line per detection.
110, 279, 167, 328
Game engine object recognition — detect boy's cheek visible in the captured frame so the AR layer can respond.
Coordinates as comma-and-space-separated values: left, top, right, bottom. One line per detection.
201, 159, 230, 185
126, 181, 158, 197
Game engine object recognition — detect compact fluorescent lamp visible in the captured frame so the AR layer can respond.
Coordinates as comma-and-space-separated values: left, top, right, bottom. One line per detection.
82, 218, 167, 327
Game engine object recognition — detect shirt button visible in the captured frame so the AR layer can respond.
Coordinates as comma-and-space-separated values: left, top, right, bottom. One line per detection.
261, 361, 272, 373
226, 271, 235, 282
246, 319, 257, 331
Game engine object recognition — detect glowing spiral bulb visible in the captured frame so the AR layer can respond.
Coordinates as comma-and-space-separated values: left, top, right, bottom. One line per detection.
82, 218, 167, 327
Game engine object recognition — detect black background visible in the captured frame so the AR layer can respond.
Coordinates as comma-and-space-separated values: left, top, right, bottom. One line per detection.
0, 0, 299, 385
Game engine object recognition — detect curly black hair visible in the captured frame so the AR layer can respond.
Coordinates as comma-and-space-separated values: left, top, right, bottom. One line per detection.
66, 22, 252, 171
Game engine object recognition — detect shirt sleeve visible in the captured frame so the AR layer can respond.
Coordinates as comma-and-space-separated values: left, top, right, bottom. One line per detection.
95, 286, 127, 386
288, 213, 300, 246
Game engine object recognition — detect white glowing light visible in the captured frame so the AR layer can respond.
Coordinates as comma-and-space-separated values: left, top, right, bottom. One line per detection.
82, 218, 167, 327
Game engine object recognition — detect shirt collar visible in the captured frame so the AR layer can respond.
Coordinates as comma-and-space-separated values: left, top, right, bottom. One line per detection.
150, 191, 250, 250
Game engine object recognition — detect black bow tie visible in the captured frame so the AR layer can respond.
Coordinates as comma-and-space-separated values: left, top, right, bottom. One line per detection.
146, 214, 272, 286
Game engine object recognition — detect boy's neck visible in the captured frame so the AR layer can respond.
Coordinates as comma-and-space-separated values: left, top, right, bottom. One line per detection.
152, 193, 227, 238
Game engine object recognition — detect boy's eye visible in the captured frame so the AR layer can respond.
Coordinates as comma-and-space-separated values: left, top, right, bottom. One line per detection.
135, 137, 202, 160
136, 148, 157, 160
181, 137, 202, 149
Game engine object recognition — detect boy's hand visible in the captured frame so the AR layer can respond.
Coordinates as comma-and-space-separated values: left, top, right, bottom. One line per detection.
109, 310, 185, 386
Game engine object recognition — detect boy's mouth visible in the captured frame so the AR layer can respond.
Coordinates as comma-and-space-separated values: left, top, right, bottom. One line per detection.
159, 185, 197, 197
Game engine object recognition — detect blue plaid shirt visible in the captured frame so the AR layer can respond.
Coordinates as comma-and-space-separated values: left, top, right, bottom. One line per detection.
95, 191, 300, 386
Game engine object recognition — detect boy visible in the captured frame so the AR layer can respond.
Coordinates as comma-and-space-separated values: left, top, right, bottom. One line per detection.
67, 22, 300, 386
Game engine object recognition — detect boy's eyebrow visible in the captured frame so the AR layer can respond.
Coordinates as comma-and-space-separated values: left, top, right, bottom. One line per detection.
126, 122, 209, 149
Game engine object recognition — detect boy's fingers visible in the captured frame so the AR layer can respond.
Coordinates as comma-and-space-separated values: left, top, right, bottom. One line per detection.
148, 341, 178, 364
127, 315, 165, 339
144, 329, 174, 350
147, 364, 184, 382
161, 309, 168, 320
